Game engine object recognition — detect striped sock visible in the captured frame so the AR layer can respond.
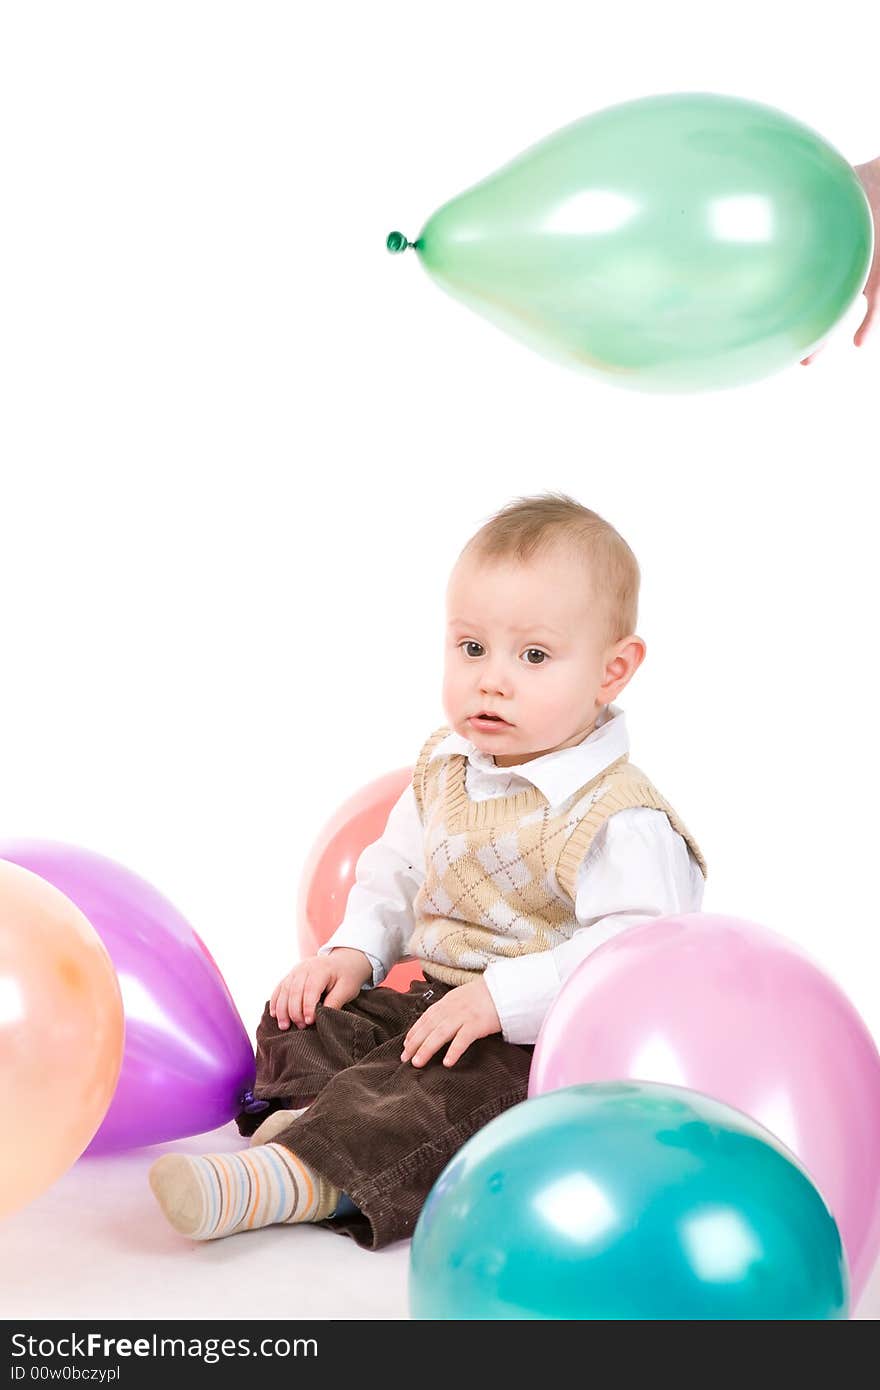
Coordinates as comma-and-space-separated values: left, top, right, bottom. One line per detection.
148, 1143, 340, 1240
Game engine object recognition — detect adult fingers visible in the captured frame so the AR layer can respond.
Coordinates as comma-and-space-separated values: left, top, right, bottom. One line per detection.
800, 344, 825, 365
854, 298, 877, 347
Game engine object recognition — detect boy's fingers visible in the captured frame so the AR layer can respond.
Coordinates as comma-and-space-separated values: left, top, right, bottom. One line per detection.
443, 1027, 477, 1068
409, 1019, 458, 1067
303, 973, 330, 1020
322, 980, 353, 1010
401, 1016, 433, 1058
402, 1000, 453, 1058
288, 975, 307, 1029
274, 983, 291, 1029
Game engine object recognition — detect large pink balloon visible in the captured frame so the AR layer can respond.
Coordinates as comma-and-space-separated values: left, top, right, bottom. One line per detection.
529, 912, 880, 1305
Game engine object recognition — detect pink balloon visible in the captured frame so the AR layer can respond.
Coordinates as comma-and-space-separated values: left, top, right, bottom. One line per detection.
297, 767, 423, 993
529, 912, 880, 1305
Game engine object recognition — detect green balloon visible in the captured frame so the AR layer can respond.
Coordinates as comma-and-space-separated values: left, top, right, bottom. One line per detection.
410, 1083, 849, 1320
390, 93, 873, 392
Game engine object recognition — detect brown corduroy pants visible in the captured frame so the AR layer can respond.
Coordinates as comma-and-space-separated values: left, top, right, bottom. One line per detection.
234, 976, 534, 1250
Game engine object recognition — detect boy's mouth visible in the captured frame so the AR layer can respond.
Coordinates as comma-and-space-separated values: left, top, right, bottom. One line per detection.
469, 711, 512, 729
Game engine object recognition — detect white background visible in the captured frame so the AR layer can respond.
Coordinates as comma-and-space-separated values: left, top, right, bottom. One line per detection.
1, 0, 879, 1319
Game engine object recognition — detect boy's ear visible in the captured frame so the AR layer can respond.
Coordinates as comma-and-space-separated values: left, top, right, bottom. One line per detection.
599, 635, 646, 703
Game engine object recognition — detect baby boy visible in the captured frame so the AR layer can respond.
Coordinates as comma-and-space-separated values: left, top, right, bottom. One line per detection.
149, 492, 706, 1249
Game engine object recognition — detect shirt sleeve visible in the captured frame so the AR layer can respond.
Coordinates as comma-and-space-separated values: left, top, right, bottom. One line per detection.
316, 783, 426, 987
481, 807, 705, 1044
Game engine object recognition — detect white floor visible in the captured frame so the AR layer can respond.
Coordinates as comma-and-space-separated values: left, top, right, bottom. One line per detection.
2, 1124, 878, 1321
0, 1124, 410, 1321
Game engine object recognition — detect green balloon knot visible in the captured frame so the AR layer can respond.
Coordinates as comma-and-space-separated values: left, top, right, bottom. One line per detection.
386, 230, 412, 254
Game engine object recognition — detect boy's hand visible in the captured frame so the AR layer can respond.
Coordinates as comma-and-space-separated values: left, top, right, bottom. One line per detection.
270, 948, 373, 1030
401, 978, 501, 1068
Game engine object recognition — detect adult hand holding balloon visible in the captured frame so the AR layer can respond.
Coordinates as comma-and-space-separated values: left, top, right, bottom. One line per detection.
390, 92, 873, 392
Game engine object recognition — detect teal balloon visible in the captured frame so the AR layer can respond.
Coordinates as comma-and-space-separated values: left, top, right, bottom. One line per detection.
409, 1082, 849, 1320
397, 93, 873, 392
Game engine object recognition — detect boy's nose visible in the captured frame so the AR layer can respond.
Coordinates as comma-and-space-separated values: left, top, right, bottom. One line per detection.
479, 666, 512, 697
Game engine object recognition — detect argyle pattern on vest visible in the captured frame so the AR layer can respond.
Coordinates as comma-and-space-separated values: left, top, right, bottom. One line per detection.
406, 725, 706, 986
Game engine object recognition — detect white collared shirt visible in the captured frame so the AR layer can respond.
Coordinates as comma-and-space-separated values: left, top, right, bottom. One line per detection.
318, 706, 704, 1044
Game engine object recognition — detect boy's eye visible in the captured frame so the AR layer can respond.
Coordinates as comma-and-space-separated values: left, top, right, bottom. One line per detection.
522, 648, 547, 664
462, 641, 485, 658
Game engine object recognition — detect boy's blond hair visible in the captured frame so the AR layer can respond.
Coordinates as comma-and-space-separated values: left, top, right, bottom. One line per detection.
459, 493, 640, 643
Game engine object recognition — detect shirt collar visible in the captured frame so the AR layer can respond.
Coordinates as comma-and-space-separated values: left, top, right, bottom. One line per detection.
428, 704, 629, 807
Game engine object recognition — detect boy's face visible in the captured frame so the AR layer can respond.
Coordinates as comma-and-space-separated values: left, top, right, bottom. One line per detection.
443, 544, 631, 767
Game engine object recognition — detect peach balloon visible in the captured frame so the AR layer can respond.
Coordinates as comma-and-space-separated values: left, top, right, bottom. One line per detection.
0, 860, 124, 1219
297, 767, 423, 992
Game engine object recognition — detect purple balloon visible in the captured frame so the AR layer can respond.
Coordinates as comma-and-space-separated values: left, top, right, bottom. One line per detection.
529, 912, 880, 1306
0, 839, 255, 1153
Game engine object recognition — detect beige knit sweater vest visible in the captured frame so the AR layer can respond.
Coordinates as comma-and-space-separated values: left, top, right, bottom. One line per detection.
407, 725, 706, 986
